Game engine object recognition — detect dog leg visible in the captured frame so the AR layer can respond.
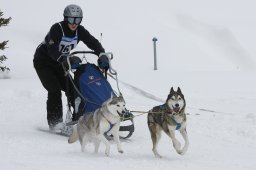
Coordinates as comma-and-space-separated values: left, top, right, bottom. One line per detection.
167, 130, 182, 154
98, 134, 110, 156
80, 136, 88, 152
149, 124, 162, 158
154, 130, 162, 158
112, 125, 123, 153
68, 124, 78, 143
94, 140, 100, 153
178, 129, 189, 155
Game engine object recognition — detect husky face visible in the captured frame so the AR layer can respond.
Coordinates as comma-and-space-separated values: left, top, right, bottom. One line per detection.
166, 87, 186, 114
108, 95, 126, 116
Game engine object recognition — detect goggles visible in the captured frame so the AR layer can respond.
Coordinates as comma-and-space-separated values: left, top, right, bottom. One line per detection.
66, 17, 82, 25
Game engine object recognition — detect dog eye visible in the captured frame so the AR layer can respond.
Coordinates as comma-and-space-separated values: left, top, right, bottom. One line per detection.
117, 105, 120, 107
178, 97, 182, 100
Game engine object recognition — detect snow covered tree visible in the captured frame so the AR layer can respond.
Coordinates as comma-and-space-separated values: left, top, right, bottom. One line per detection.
0, 10, 11, 74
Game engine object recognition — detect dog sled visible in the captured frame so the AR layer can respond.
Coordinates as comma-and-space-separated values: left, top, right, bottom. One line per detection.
61, 51, 134, 139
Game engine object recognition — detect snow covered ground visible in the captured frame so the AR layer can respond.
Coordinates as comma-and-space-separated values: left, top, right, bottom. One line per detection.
1, 0, 256, 170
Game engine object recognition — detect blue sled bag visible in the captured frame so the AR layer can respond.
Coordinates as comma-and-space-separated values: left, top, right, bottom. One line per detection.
74, 63, 114, 113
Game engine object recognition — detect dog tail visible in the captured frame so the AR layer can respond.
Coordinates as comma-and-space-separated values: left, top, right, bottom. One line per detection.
68, 124, 78, 144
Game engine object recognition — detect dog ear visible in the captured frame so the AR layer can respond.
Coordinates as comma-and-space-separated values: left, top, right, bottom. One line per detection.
177, 87, 182, 94
170, 87, 174, 94
119, 93, 124, 100
107, 92, 115, 105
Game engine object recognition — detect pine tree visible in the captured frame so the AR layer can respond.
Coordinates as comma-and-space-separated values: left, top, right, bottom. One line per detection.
0, 10, 11, 72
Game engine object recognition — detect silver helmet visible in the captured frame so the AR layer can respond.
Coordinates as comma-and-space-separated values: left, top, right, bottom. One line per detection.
63, 4, 83, 18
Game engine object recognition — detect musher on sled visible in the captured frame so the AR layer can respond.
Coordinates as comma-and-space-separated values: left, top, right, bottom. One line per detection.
33, 4, 134, 138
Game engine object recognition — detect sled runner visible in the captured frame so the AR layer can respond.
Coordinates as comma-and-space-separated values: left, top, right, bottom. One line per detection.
61, 51, 134, 139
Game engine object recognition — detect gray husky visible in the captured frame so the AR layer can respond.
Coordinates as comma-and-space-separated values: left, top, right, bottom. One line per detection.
147, 87, 189, 158
68, 95, 126, 156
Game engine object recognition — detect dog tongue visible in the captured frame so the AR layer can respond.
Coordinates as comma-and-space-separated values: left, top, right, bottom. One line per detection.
173, 107, 180, 113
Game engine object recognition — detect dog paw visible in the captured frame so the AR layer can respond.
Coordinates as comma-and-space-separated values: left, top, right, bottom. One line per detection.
177, 149, 187, 155
81, 147, 85, 152
105, 149, 110, 156
178, 147, 188, 155
177, 150, 182, 155
105, 152, 110, 157
154, 153, 162, 158
153, 150, 162, 158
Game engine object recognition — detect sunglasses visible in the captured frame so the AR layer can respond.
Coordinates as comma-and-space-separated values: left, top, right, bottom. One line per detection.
66, 17, 82, 25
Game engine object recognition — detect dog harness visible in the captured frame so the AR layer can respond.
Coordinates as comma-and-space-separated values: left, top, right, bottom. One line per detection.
102, 114, 115, 133
171, 117, 182, 130
105, 123, 114, 134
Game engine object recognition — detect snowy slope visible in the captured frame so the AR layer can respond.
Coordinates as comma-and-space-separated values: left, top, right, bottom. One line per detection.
1, 0, 256, 170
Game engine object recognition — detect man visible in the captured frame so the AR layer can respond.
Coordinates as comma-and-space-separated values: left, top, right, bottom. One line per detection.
33, 4, 109, 132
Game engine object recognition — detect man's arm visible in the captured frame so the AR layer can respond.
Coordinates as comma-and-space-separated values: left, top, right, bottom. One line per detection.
44, 23, 64, 62
79, 26, 105, 55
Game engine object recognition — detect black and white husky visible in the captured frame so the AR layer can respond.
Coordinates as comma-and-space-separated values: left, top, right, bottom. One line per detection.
147, 87, 189, 158
68, 95, 126, 156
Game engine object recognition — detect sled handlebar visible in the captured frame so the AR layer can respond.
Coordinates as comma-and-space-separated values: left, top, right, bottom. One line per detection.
69, 51, 98, 56
65, 51, 98, 72
69, 51, 113, 60
66, 51, 116, 75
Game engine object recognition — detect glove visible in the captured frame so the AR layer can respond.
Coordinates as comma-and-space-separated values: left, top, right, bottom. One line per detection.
62, 56, 82, 70
70, 56, 82, 69
97, 55, 109, 70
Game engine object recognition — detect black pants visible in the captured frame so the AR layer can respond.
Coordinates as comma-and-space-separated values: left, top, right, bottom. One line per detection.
34, 63, 76, 124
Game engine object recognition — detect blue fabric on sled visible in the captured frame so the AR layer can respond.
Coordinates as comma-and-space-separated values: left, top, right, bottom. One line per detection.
78, 63, 113, 113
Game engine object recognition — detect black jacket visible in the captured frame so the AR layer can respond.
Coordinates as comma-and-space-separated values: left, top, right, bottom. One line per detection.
34, 21, 104, 67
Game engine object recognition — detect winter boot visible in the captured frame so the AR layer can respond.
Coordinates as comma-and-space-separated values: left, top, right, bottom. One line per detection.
48, 117, 64, 132
47, 104, 64, 132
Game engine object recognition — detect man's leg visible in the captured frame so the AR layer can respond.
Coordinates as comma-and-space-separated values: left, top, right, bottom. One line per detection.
35, 66, 63, 128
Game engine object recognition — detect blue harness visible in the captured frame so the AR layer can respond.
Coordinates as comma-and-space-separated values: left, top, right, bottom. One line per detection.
105, 123, 115, 134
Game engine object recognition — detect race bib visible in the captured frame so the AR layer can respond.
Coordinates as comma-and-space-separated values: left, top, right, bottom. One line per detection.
59, 35, 78, 54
